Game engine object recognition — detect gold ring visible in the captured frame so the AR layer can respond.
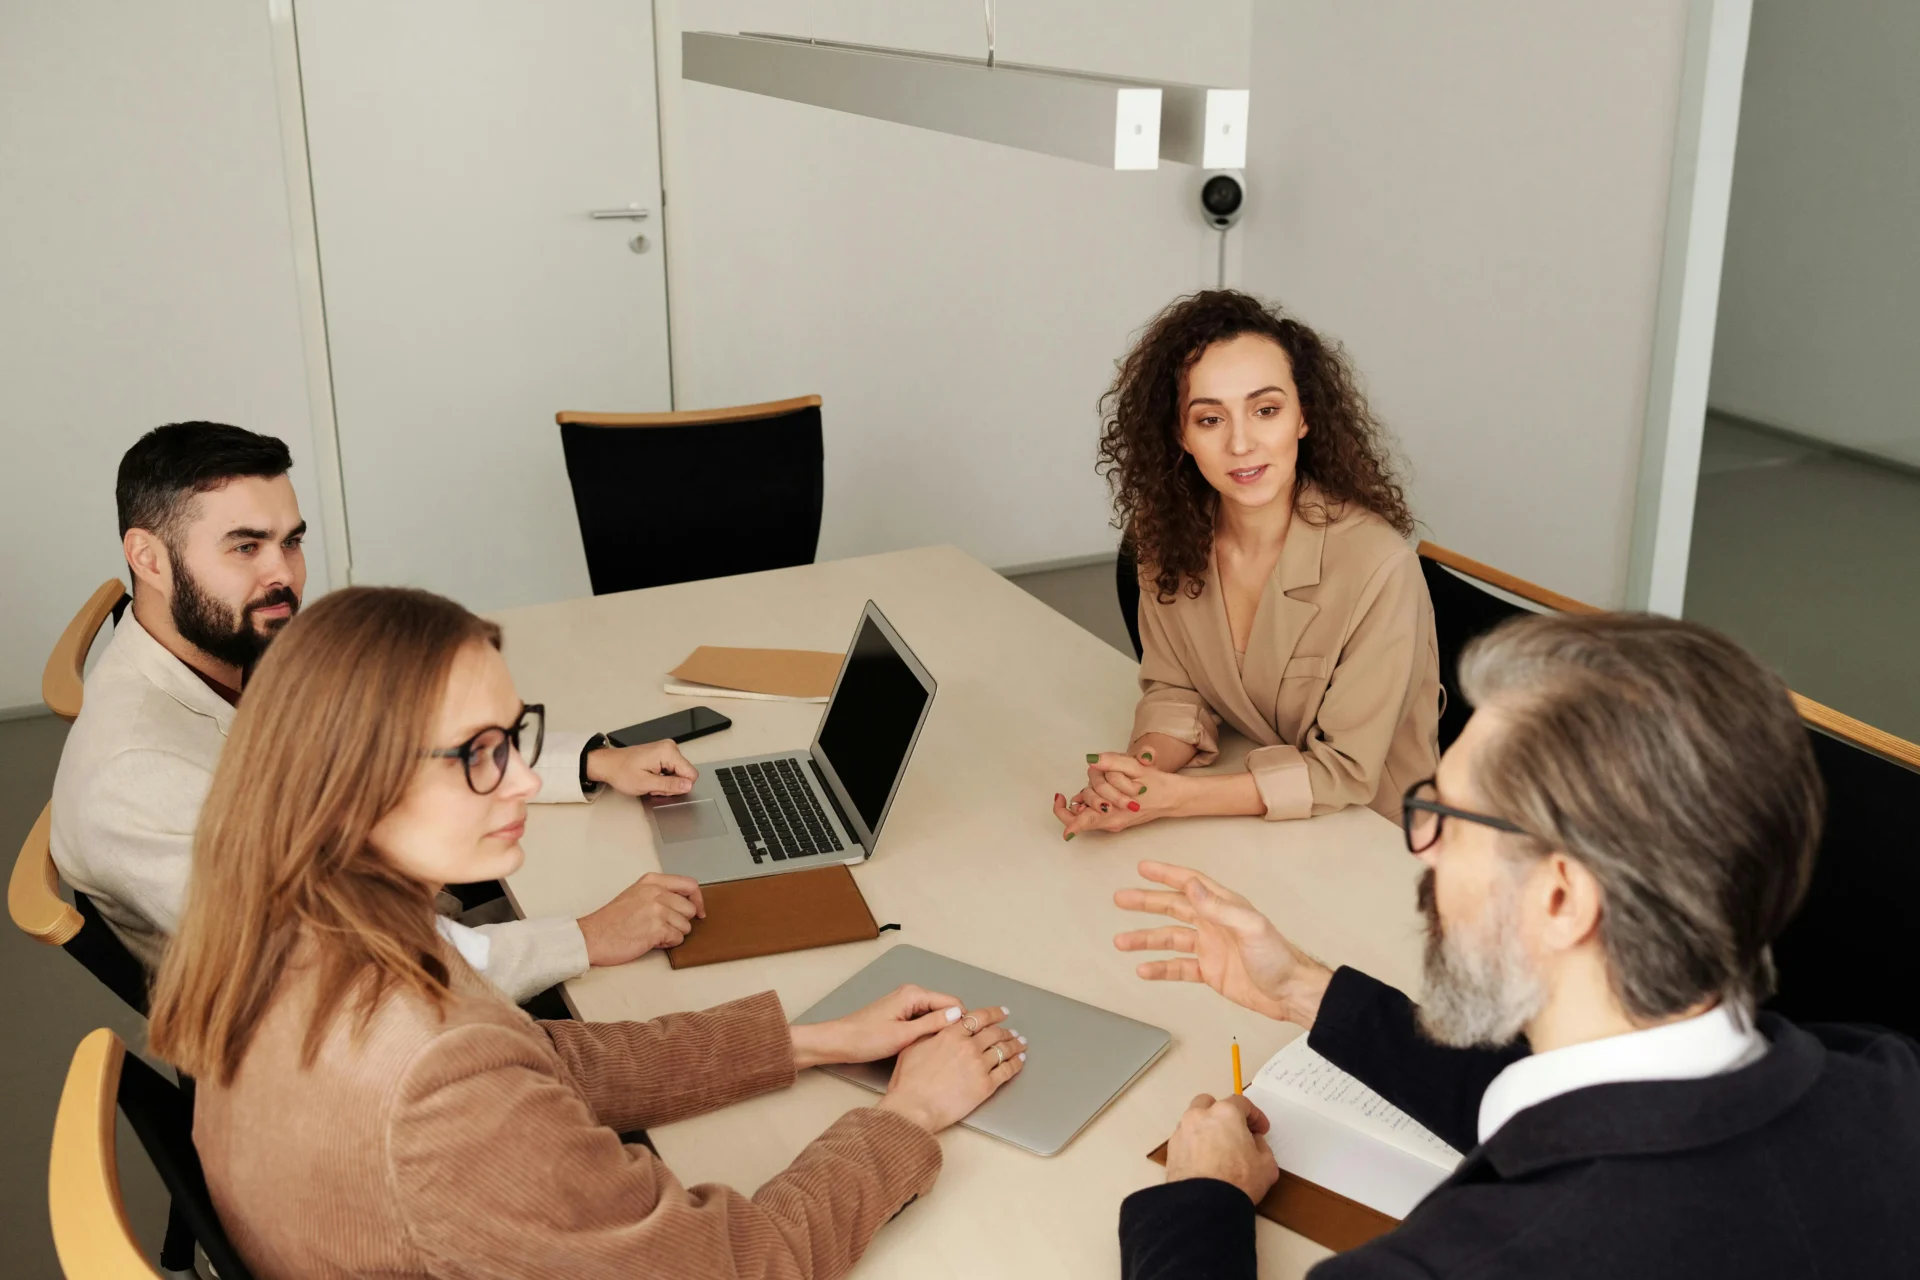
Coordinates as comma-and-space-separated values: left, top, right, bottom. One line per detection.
992, 1044, 1006, 1065
961, 1014, 981, 1034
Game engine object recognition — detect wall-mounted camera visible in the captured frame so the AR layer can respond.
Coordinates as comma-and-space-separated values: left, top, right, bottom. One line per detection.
1199, 170, 1246, 230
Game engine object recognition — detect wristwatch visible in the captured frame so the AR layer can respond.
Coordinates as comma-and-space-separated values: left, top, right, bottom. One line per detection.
579, 732, 610, 796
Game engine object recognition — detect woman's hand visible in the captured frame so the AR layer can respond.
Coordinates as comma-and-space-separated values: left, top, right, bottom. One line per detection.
789, 984, 965, 1070
1052, 752, 1188, 840
585, 738, 699, 798
1113, 861, 1333, 1027
877, 1004, 1027, 1133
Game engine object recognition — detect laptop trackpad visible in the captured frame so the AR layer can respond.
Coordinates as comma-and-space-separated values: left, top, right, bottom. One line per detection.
654, 799, 728, 844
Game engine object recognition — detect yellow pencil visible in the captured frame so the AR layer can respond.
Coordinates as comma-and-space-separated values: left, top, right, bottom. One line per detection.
1232, 1038, 1244, 1095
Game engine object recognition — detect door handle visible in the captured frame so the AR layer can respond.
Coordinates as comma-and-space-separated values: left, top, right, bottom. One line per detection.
588, 205, 651, 220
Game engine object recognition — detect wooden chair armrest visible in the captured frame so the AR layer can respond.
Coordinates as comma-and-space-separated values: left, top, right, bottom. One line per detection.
43, 578, 129, 722
557, 394, 821, 428
10, 802, 83, 946
50, 1028, 157, 1279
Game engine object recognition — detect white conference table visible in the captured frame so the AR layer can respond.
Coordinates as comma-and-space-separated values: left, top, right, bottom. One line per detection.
495, 546, 1428, 1280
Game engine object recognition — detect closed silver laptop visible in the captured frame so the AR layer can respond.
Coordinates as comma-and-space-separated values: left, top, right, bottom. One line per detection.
646, 601, 936, 884
795, 945, 1173, 1156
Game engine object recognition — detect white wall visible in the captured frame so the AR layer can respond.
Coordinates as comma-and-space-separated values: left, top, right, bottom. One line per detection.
1709, 0, 1920, 469
656, 1, 1252, 571
0, 1, 332, 713
1237, 1, 1693, 608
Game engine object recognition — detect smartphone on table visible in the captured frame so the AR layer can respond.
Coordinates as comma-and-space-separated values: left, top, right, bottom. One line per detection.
607, 705, 732, 747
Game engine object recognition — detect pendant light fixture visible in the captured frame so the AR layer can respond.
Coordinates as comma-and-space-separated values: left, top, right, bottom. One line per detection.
681, 4, 1247, 172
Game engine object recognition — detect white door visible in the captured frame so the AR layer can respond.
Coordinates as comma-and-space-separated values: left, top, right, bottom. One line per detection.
294, 0, 672, 609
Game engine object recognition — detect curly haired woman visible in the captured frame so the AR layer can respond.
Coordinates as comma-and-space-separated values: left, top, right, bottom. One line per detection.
1054, 290, 1440, 839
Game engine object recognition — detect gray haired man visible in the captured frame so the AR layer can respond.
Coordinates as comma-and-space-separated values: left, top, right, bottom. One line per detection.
1114, 612, 1920, 1280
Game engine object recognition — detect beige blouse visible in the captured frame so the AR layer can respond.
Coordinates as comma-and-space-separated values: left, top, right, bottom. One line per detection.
193, 956, 939, 1279
1132, 496, 1441, 821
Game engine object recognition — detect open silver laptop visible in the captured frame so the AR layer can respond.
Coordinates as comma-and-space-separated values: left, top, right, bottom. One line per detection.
646, 601, 936, 885
795, 945, 1173, 1157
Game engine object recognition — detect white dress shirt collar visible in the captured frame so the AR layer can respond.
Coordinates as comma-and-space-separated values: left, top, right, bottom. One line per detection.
1478, 1004, 1769, 1144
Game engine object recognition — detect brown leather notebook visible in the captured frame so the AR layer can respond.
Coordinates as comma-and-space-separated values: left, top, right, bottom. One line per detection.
667, 865, 879, 969
1147, 1141, 1398, 1253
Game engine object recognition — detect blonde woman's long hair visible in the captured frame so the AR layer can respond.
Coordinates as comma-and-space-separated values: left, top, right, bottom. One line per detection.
149, 586, 502, 1085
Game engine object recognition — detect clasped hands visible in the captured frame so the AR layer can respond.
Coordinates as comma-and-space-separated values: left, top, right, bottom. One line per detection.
1116, 860, 1336, 1204
1053, 746, 1187, 839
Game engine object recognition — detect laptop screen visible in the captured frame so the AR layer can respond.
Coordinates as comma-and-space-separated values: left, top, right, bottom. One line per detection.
814, 610, 933, 835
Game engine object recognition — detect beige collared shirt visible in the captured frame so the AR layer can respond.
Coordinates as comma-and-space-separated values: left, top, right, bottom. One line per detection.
1131, 498, 1441, 821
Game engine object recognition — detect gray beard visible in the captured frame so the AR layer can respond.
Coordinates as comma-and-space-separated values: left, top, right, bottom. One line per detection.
1414, 866, 1547, 1049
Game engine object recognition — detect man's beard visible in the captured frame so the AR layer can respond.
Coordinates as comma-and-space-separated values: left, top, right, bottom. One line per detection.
1415, 866, 1546, 1048
169, 556, 298, 676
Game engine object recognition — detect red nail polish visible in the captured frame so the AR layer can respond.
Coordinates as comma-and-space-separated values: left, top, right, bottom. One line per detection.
1127, 801, 1141, 812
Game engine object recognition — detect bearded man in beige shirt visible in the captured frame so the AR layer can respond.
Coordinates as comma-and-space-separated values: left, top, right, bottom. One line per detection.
51, 421, 710, 1002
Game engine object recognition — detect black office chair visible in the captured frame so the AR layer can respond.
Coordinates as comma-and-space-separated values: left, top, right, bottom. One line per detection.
557, 396, 825, 596
1416, 542, 1600, 751
1115, 539, 1144, 660
1417, 544, 1920, 1038
1767, 711, 1920, 1041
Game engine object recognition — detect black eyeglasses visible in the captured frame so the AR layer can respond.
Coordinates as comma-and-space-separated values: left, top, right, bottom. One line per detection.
425, 704, 545, 795
1401, 777, 1527, 855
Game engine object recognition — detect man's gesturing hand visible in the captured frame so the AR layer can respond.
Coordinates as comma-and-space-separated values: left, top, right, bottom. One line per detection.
1113, 861, 1332, 1028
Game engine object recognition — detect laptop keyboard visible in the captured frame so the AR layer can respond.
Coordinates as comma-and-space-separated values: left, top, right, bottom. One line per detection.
716, 758, 846, 865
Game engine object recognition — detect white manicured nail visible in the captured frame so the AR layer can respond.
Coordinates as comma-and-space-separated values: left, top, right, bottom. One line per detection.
1017, 1034, 1028, 1045
1018, 1052, 1027, 1061
1000, 1005, 1010, 1015
945, 1007, 962, 1022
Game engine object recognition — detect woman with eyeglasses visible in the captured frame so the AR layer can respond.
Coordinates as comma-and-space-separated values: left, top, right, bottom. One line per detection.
148, 586, 1025, 1279
1055, 290, 1440, 839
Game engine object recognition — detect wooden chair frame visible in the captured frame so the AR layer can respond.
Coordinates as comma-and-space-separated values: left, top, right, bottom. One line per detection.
556, 393, 822, 429
10, 801, 83, 947
11, 802, 82, 951
44, 579, 129, 723
50, 1029, 158, 1279
1416, 540, 1920, 770
11, 798, 152, 1016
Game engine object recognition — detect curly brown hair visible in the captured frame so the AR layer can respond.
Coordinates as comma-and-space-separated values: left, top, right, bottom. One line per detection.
1097, 290, 1412, 604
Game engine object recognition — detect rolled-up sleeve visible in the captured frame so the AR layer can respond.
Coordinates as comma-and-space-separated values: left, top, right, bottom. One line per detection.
1130, 590, 1222, 766
1249, 551, 1426, 821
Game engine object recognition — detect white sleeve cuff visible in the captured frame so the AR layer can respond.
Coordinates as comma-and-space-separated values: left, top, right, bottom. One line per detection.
532, 728, 597, 804
466, 915, 592, 1003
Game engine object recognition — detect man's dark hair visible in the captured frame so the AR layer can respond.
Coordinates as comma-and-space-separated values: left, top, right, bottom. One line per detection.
116, 422, 293, 546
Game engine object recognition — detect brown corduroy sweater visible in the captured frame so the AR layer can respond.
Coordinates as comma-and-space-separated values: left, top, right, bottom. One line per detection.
192, 962, 942, 1279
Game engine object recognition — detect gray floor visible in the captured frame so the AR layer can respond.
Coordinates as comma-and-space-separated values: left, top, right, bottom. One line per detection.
1, 714, 169, 1280
1686, 414, 1920, 743
1006, 558, 1136, 658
